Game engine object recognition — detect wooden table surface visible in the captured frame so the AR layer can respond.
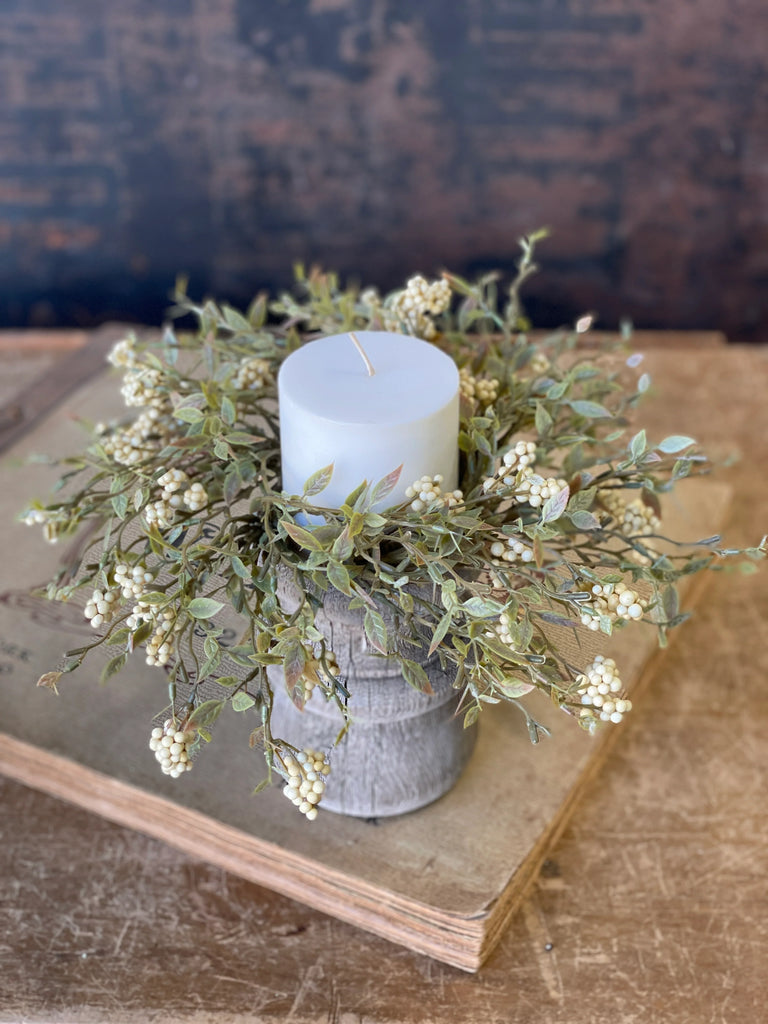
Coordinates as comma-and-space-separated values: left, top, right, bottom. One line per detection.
1, 330, 767, 1024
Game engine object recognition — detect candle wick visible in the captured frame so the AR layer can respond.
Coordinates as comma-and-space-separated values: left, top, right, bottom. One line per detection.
348, 332, 376, 377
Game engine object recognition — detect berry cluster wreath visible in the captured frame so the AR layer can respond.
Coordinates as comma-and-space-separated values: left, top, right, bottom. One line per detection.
24, 235, 765, 820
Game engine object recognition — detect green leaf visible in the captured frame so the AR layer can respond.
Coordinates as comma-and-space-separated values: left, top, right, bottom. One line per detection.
348, 512, 365, 537
464, 706, 480, 729
658, 435, 696, 454
111, 493, 129, 519
400, 658, 433, 695
100, 652, 126, 683
630, 429, 647, 461
462, 596, 505, 618
327, 561, 352, 595
638, 372, 651, 393
303, 463, 334, 496
187, 699, 225, 729
364, 512, 387, 530
370, 464, 403, 506
222, 304, 252, 333
429, 609, 454, 656
496, 677, 535, 698
547, 380, 568, 400
223, 432, 258, 447
569, 400, 612, 419
331, 526, 354, 561
187, 597, 225, 619
567, 486, 596, 512
280, 634, 309, 692
221, 395, 236, 426
174, 407, 205, 423
364, 608, 388, 654
230, 555, 251, 579
569, 509, 601, 530
344, 480, 368, 508
282, 521, 325, 552
541, 485, 570, 523
231, 691, 257, 712
534, 402, 553, 436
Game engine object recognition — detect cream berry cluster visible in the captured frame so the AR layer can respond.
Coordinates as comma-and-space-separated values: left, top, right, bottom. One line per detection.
21, 507, 65, 544
529, 351, 551, 376
83, 587, 120, 629
575, 656, 633, 725
488, 609, 521, 650
513, 468, 568, 510
578, 580, 648, 631
120, 366, 166, 409
144, 610, 182, 667
406, 475, 464, 514
482, 441, 537, 493
99, 407, 177, 467
388, 275, 452, 340
114, 562, 154, 600
234, 356, 273, 391
182, 481, 208, 512
600, 489, 660, 537
487, 536, 535, 587
599, 489, 661, 565
107, 336, 138, 368
282, 748, 331, 821
459, 366, 500, 407
144, 469, 208, 528
149, 719, 194, 777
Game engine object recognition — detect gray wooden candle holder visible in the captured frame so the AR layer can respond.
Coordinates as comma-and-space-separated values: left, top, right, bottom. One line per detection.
269, 575, 477, 819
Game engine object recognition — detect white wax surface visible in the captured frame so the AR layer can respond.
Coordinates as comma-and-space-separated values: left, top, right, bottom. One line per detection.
278, 331, 459, 510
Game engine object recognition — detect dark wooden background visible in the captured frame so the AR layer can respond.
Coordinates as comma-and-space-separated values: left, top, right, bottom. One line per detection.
2, 0, 767, 338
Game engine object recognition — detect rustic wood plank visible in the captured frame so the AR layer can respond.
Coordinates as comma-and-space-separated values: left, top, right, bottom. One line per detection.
0, 324, 137, 456
0, 339, 766, 1021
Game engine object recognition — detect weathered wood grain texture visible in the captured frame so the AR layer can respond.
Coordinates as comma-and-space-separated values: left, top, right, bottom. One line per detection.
269, 575, 478, 817
0, 336, 767, 1020
1, 3, 767, 339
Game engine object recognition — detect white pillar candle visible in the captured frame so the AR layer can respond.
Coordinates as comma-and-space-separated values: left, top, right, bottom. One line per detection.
278, 330, 459, 511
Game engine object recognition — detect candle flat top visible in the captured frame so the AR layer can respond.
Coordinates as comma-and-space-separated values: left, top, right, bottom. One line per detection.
278, 331, 459, 425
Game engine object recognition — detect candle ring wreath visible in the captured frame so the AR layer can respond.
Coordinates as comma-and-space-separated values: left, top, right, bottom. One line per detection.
23, 233, 765, 821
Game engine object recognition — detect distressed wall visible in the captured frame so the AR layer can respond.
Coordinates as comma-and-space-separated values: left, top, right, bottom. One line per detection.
1, 0, 767, 337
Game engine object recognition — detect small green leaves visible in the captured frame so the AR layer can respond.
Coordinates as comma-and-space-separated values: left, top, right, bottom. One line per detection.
187, 700, 225, 729
174, 406, 205, 424
658, 435, 696, 454
230, 555, 251, 579
541, 485, 570, 523
187, 597, 225, 619
568, 399, 613, 419
111, 493, 129, 519
327, 560, 352, 595
303, 463, 334, 496
231, 691, 257, 712
282, 521, 325, 552
496, 677, 535, 698
370, 464, 403, 506
569, 509, 601, 531
364, 608, 388, 654
401, 658, 433, 694
534, 402, 553, 435
629, 429, 647, 461
462, 596, 505, 618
